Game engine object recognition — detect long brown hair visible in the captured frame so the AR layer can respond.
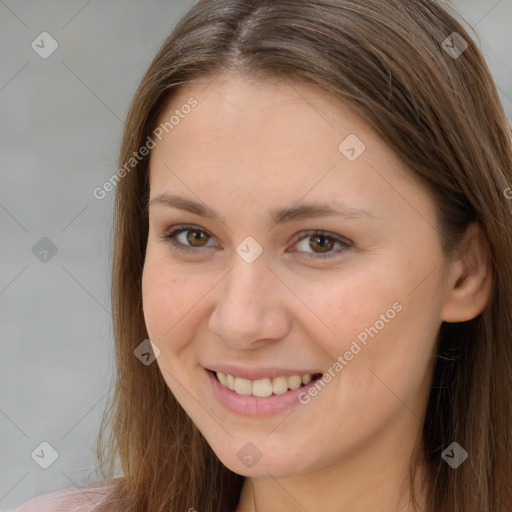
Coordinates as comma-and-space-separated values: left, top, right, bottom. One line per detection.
94, 1, 512, 510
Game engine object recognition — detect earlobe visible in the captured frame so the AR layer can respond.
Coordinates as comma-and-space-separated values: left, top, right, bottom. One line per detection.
440, 223, 492, 323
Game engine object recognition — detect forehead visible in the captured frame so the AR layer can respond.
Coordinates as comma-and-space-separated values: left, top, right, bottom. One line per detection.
151, 74, 388, 177
147, 73, 431, 229
155, 73, 371, 147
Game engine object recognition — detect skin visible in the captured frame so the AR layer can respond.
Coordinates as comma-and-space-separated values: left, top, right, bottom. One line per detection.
141, 73, 491, 512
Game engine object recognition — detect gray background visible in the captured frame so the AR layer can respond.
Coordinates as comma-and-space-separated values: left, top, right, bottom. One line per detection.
1, 1, 511, 510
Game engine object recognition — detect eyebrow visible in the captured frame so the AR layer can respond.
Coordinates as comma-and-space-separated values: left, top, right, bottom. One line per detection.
148, 193, 379, 225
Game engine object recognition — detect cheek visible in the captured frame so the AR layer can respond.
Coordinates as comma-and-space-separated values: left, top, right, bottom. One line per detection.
141, 256, 198, 348
289, 266, 400, 361
141, 258, 207, 397
295, 256, 441, 391
320, 276, 441, 426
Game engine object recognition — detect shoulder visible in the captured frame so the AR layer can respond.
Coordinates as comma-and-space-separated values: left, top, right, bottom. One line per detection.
9, 481, 116, 512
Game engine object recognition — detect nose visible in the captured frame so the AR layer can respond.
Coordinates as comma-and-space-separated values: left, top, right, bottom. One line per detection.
208, 253, 292, 350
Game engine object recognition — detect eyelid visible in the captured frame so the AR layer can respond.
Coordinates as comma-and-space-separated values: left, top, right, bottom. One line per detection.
157, 224, 219, 253
157, 223, 352, 259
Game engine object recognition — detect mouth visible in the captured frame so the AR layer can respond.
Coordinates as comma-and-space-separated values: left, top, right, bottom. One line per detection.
207, 369, 324, 398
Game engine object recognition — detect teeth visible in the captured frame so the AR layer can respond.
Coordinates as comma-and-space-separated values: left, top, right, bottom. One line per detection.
234, 377, 252, 395
215, 372, 317, 397
287, 375, 303, 390
227, 374, 236, 391
252, 378, 273, 397
217, 372, 228, 387
302, 374, 312, 385
272, 376, 288, 395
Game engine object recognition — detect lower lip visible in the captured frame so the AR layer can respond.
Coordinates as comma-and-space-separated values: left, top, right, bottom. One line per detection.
206, 369, 321, 417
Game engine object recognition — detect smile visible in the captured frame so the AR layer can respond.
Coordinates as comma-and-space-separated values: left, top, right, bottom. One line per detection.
205, 367, 325, 416
215, 371, 323, 397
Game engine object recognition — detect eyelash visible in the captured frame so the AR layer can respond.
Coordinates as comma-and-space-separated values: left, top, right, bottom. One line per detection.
157, 224, 352, 260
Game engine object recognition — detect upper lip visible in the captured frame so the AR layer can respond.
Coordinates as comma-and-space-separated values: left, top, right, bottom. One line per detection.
205, 364, 323, 381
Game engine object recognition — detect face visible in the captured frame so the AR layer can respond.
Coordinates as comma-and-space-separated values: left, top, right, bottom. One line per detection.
142, 73, 450, 478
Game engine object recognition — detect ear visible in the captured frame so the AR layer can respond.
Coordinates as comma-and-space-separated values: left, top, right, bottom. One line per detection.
441, 222, 492, 323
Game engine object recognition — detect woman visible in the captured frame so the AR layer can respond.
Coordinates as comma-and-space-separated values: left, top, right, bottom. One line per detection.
12, 0, 512, 511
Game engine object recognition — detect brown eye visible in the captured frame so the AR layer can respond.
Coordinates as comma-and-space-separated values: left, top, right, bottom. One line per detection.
290, 230, 352, 260
158, 225, 351, 260
309, 233, 335, 253
158, 225, 217, 254
185, 229, 210, 247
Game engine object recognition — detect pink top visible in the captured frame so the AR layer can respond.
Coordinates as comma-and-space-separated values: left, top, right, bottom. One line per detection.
9, 482, 115, 512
